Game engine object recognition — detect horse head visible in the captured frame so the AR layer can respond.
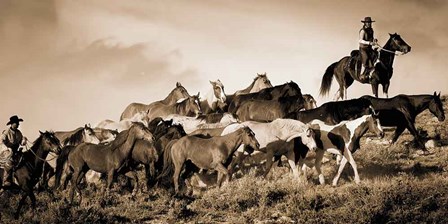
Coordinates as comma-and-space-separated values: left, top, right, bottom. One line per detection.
84, 124, 101, 144
367, 113, 384, 138
240, 126, 260, 153
303, 94, 318, 110
130, 122, 154, 143
39, 131, 62, 155
210, 79, 227, 111
186, 93, 202, 116
429, 91, 445, 122
388, 33, 411, 54
170, 82, 191, 102
253, 72, 273, 91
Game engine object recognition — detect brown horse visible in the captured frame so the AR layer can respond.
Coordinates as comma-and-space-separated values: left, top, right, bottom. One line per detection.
67, 123, 154, 204
0, 131, 61, 219
320, 33, 411, 100
235, 95, 304, 122
146, 94, 202, 121
120, 82, 191, 120
166, 127, 259, 194
234, 73, 273, 95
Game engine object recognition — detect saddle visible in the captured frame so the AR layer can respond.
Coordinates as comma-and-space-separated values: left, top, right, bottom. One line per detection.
346, 50, 379, 81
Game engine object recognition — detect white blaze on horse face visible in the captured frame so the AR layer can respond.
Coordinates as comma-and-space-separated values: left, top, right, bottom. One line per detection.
84, 129, 100, 144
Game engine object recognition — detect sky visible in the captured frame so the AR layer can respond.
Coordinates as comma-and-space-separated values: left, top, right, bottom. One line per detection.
0, 0, 447, 140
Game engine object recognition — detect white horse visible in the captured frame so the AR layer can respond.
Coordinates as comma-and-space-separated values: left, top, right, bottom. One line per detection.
199, 80, 227, 114
96, 110, 150, 132
162, 113, 238, 134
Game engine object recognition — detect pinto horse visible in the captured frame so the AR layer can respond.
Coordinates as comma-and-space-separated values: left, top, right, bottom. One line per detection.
67, 123, 154, 204
361, 92, 445, 149
146, 94, 202, 122
199, 80, 227, 114
120, 82, 191, 120
0, 131, 61, 219
306, 113, 384, 186
320, 33, 411, 100
168, 127, 259, 194
287, 98, 374, 125
228, 81, 303, 113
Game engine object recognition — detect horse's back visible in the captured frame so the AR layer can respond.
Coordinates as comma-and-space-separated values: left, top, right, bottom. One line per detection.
121, 102, 149, 120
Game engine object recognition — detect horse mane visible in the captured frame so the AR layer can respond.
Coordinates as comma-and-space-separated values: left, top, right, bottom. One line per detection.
107, 127, 131, 151
273, 119, 309, 133
63, 127, 85, 146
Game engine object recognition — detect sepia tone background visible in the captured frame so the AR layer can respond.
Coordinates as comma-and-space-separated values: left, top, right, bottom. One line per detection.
0, 0, 447, 140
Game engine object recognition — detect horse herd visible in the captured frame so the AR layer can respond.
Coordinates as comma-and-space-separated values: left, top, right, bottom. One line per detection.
1, 39, 446, 218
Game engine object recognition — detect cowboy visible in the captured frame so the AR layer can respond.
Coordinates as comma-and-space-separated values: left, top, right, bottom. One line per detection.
358, 16, 379, 82
0, 115, 27, 186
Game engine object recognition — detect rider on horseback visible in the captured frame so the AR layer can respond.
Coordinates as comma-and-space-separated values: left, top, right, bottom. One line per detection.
359, 17, 379, 83
0, 115, 28, 186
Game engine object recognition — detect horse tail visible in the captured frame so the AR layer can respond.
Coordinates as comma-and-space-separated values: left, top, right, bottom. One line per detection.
54, 146, 73, 189
320, 61, 339, 97
156, 139, 178, 186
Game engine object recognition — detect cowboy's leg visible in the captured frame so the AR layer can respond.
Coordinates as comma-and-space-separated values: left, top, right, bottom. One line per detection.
1, 149, 14, 186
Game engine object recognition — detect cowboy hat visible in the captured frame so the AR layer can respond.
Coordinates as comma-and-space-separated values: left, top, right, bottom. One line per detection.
6, 115, 24, 125
361, 17, 375, 23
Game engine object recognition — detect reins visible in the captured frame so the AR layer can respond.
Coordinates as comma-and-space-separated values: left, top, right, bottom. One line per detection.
22, 141, 57, 163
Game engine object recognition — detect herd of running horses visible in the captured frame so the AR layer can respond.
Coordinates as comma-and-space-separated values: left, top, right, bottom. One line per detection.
1, 33, 446, 219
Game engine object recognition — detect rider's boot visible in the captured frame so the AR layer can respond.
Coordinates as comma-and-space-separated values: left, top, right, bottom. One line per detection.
359, 65, 370, 82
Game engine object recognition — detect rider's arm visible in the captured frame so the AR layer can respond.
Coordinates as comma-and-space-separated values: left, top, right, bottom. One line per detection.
359, 29, 373, 45
0, 131, 11, 148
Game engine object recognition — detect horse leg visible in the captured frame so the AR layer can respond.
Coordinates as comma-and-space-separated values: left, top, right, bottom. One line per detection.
332, 149, 359, 186
14, 192, 29, 219
383, 82, 390, 98
263, 151, 275, 178
173, 163, 183, 195
285, 150, 299, 179
228, 151, 246, 180
371, 81, 379, 97
106, 169, 115, 195
124, 171, 139, 197
314, 150, 325, 185
406, 120, 426, 149
391, 125, 405, 144
215, 163, 230, 188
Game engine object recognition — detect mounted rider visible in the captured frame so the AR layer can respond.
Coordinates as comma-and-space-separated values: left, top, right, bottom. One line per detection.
0, 115, 28, 186
358, 16, 379, 83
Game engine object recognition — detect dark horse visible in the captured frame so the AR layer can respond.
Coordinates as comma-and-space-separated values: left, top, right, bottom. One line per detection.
228, 81, 303, 113
287, 98, 374, 125
67, 123, 154, 204
361, 92, 445, 149
0, 131, 61, 219
320, 33, 411, 100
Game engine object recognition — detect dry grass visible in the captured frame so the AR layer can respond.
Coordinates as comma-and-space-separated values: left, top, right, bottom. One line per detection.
1, 97, 447, 223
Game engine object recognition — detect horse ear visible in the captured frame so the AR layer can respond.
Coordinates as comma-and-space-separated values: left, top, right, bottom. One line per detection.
438, 91, 441, 97
434, 91, 437, 96
39, 130, 44, 135
85, 124, 88, 128
197, 92, 200, 97
176, 82, 181, 87
209, 80, 214, 85
389, 33, 393, 36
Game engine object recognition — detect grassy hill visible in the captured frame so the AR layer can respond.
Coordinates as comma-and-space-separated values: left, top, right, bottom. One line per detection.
1, 96, 447, 223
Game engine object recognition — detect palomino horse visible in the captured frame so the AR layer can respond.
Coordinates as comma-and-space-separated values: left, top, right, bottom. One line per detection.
167, 127, 260, 194
0, 131, 61, 219
228, 81, 303, 113
162, 113, 238, 134
199, 80, 227, 114
221, 119, 317, 179
303, 94, 318, 110
224, 73, 273, 110
235, 95, 304, 122
320, 33, 411, 100
306, 113, 384, 186
146, 94, 202, 121
287, 98, 374, 125
96, 110, 150, 132
362, 92, 445, 149
234, 73, 273, 95
67, 123, 154, 204
120, 82, 191, 120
